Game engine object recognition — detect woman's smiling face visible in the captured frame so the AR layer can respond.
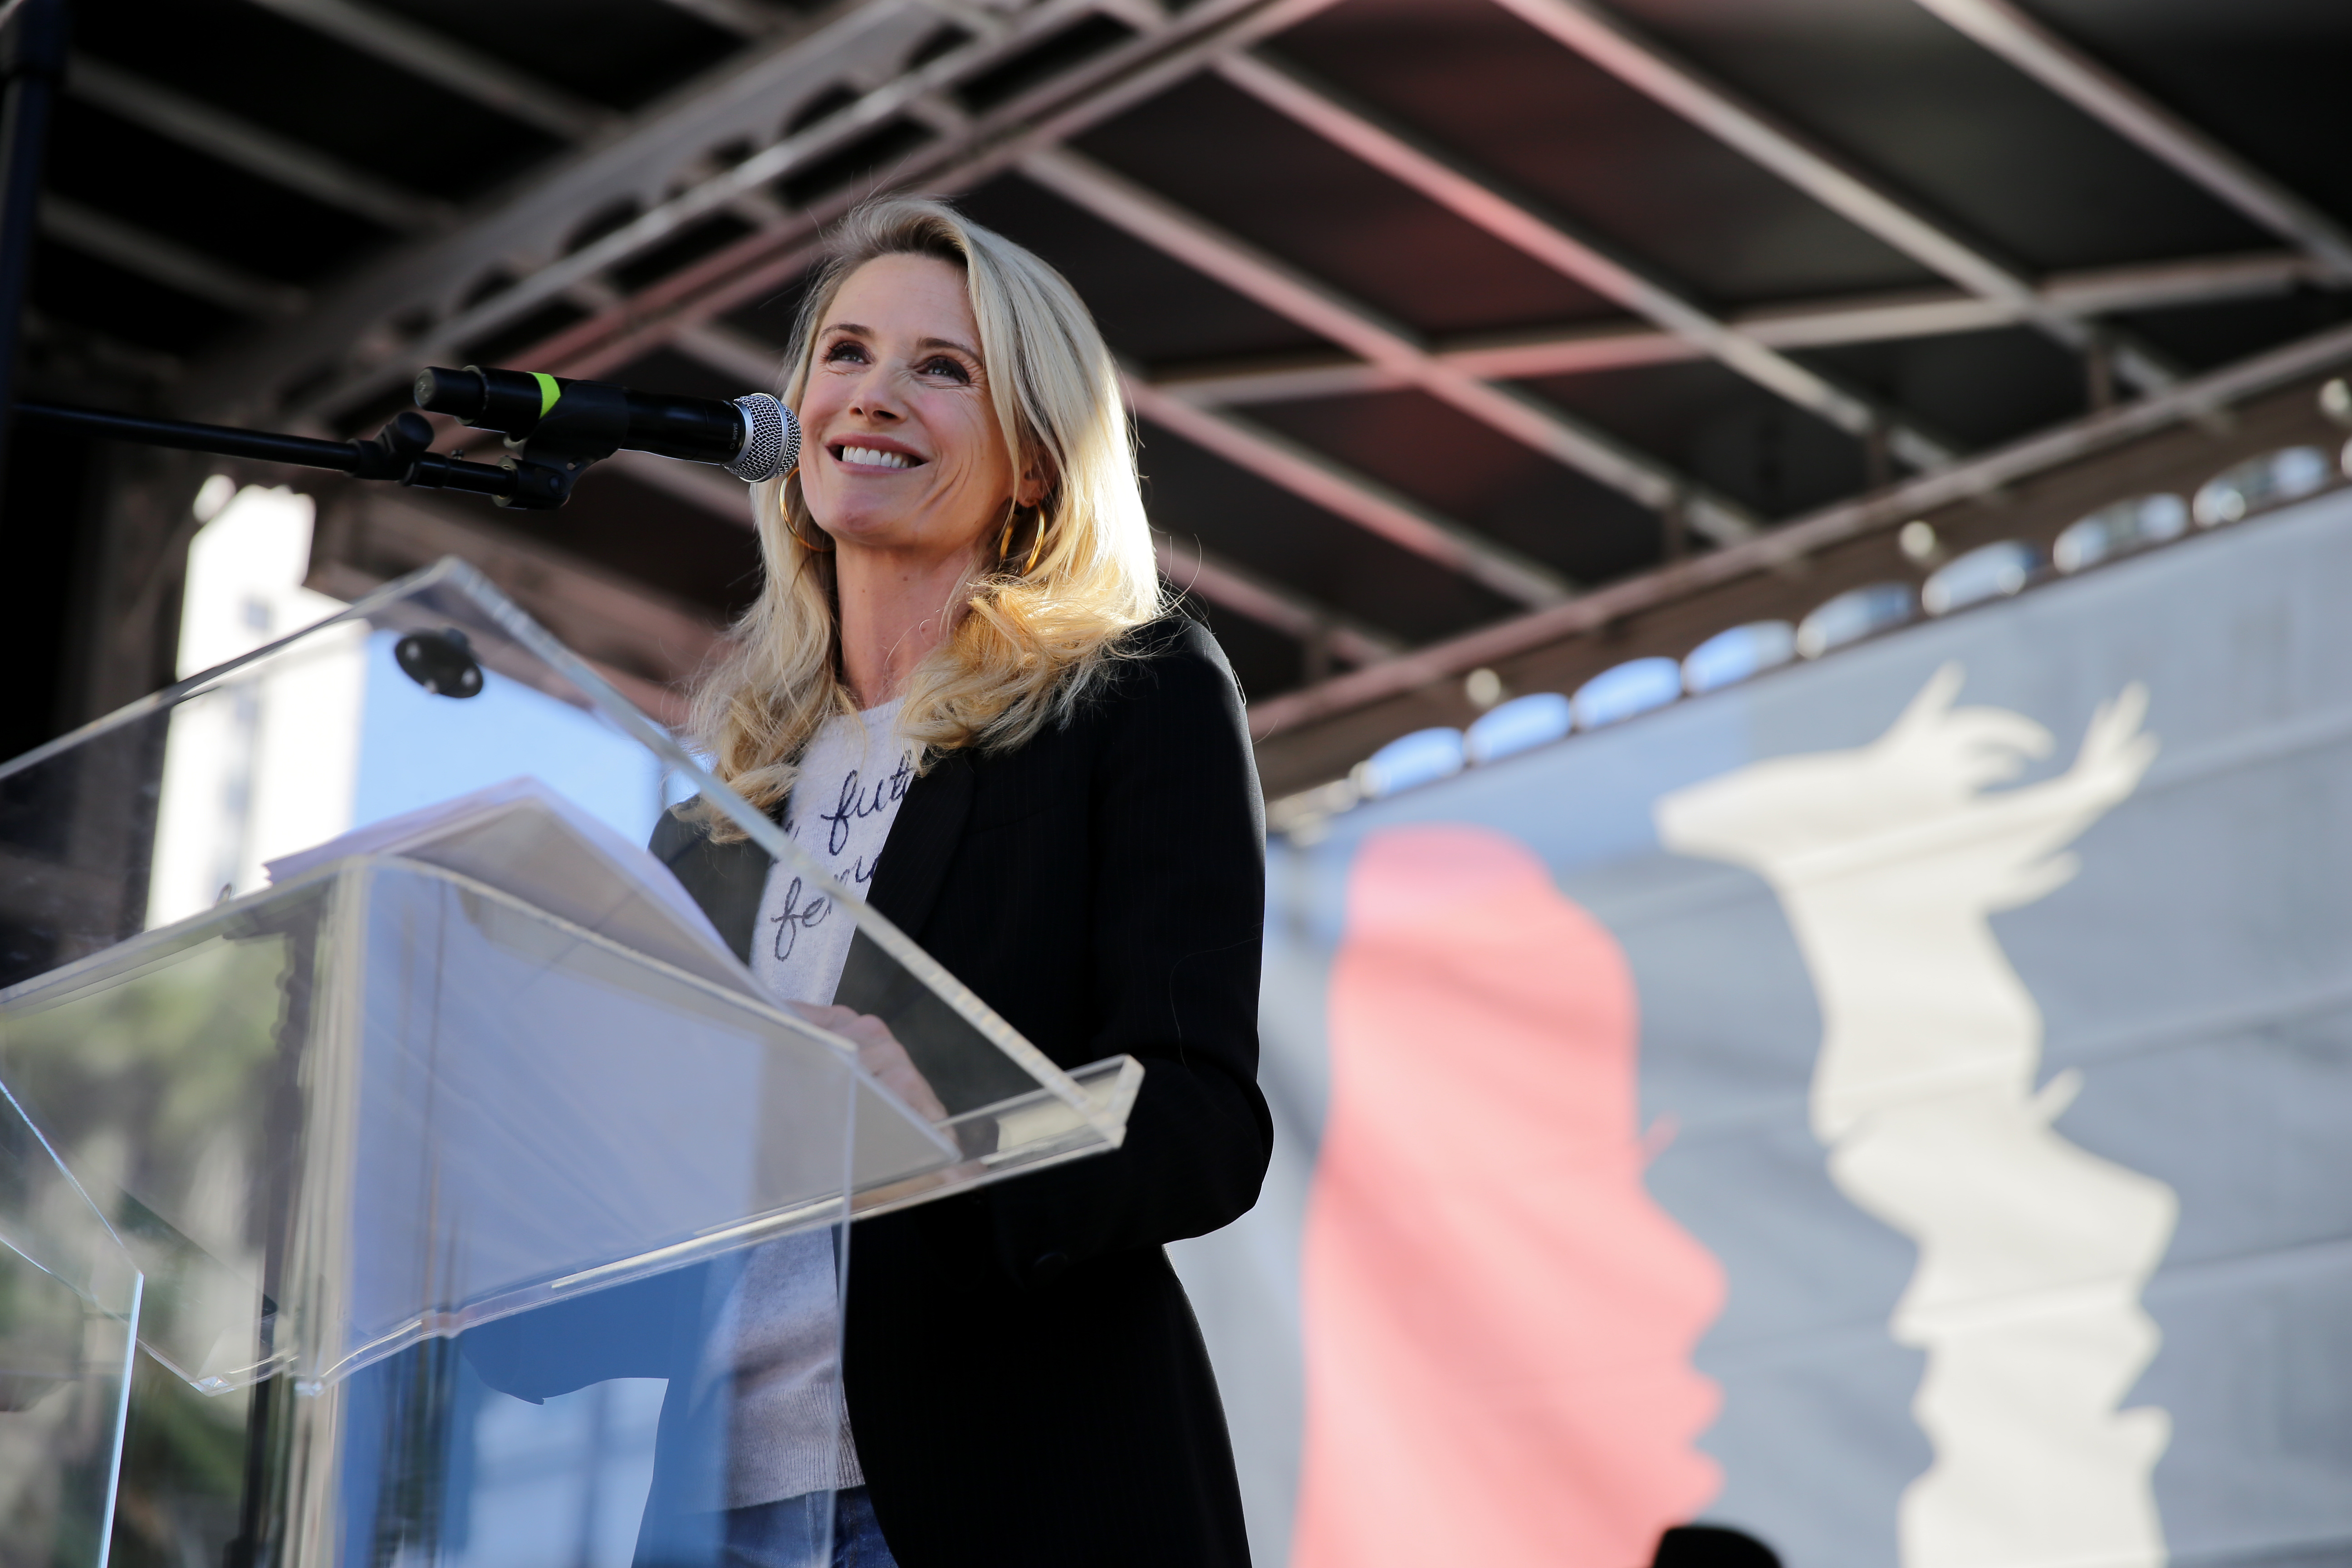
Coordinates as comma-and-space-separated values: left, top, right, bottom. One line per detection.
796, 251, 1032, 559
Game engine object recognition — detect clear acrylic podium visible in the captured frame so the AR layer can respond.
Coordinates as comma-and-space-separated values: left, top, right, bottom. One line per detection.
0, 557, 1140, 1568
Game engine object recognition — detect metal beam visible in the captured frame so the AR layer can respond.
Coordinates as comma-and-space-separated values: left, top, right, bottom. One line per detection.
1126, 374, 1572, 607
40, 199, 308, 318
308, 0, 1096, 403
1486, 0, 2178, 394
200, 0, 1362, 426
671, 321, 789, 389
186, 0, 1156, 421
1023, 145, 1761, 545
653, 0, 789, 38
1910, 0, 2352, 281
1217, 48, 1961, 471
244, 0, 610, 141
2034, 249, 2329, 317
1153, 531, 1401, 667
1150, 249, 2328, 406
508, 0, 1362, 388
1245, 314, 2352, 740
66, 56, 452, 233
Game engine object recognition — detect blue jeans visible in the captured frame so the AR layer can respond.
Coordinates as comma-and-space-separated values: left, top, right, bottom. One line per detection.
721, 1486, 897, 1568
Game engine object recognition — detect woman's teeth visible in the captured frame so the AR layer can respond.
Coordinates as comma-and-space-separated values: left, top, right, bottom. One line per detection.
840, 446, 912, 469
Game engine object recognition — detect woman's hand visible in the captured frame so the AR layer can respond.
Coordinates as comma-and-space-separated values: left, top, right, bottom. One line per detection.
788, 1002, 951, 1124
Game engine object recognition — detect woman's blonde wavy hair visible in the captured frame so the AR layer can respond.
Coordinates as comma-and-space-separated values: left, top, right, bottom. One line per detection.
687, 196, 1162, 834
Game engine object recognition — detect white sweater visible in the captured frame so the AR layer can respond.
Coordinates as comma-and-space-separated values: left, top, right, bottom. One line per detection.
710, 697, 915, 1508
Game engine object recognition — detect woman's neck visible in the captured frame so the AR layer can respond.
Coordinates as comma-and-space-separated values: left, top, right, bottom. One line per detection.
834, 539, 984, 709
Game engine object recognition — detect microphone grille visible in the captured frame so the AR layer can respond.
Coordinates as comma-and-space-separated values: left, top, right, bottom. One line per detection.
727, 393, 801, 483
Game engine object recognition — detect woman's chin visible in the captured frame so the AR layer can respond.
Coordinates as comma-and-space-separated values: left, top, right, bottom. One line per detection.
804, 508, 901, 550
812, 510, 988, 560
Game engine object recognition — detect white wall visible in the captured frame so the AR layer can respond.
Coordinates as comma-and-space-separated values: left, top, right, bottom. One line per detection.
146, 484, 366, 928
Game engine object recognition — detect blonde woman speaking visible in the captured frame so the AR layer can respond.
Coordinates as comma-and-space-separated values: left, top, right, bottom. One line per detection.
475, 196, 1270, 1568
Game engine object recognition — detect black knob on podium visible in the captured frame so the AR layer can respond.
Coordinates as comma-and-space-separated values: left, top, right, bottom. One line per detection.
394, 627, 484, 698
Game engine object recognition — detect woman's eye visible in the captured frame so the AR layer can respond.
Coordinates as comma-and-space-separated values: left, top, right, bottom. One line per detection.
823, 341, 866, 364
921, 357, 971, 383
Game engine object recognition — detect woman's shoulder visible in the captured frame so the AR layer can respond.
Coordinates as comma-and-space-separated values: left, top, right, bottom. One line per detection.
1109, 612, 1240, 693
973, 615, 1245, 781
1082, 613, 1246, 727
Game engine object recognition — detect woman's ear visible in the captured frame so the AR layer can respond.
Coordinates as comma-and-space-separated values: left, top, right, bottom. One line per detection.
1016, 449, 1057, 510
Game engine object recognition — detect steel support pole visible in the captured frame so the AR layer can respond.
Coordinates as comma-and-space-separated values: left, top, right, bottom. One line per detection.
0, 0, 68, 505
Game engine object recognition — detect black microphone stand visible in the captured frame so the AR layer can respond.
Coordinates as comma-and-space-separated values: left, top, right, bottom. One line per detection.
0, 0, 597, 515
11, 402, 588, 509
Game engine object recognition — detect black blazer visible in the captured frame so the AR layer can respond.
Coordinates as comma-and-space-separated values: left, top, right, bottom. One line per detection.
655, 615, 1268, 1566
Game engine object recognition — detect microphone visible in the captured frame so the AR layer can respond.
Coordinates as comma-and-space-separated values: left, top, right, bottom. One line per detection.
413, 365, 800, 483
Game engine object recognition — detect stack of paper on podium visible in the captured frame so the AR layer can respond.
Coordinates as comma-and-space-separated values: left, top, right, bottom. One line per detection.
263, 774, 752, 996
0, 559, 1139, 1568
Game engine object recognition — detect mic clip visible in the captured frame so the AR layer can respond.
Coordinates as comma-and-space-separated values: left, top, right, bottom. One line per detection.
485, 378, 628, 511
346, 412, 563, 507
362, 380, 632, 511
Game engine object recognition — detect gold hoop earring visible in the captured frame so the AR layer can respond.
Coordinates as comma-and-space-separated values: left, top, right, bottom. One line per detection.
780, 472, 833, 553
1022, 508, 1047, 575
998, 502, 1045, 575
996, 500, 1019, 566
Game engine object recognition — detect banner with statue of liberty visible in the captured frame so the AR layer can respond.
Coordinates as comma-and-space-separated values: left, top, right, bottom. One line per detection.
1171, 485, 2352, 1568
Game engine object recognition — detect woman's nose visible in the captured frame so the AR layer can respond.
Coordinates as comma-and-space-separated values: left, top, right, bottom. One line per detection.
845, 365, 903, 421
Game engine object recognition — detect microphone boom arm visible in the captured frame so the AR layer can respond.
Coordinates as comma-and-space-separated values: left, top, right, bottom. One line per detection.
12, 363, 793, 513
14, 402, 549, 504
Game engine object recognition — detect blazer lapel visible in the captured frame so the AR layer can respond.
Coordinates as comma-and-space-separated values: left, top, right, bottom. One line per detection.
649, 807, 773, 965
863, 750, 973, 939
833, 750, 1031, 1111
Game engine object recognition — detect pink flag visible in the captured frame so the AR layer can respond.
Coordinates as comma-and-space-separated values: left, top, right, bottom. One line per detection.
1294, 824, 1726, 1568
